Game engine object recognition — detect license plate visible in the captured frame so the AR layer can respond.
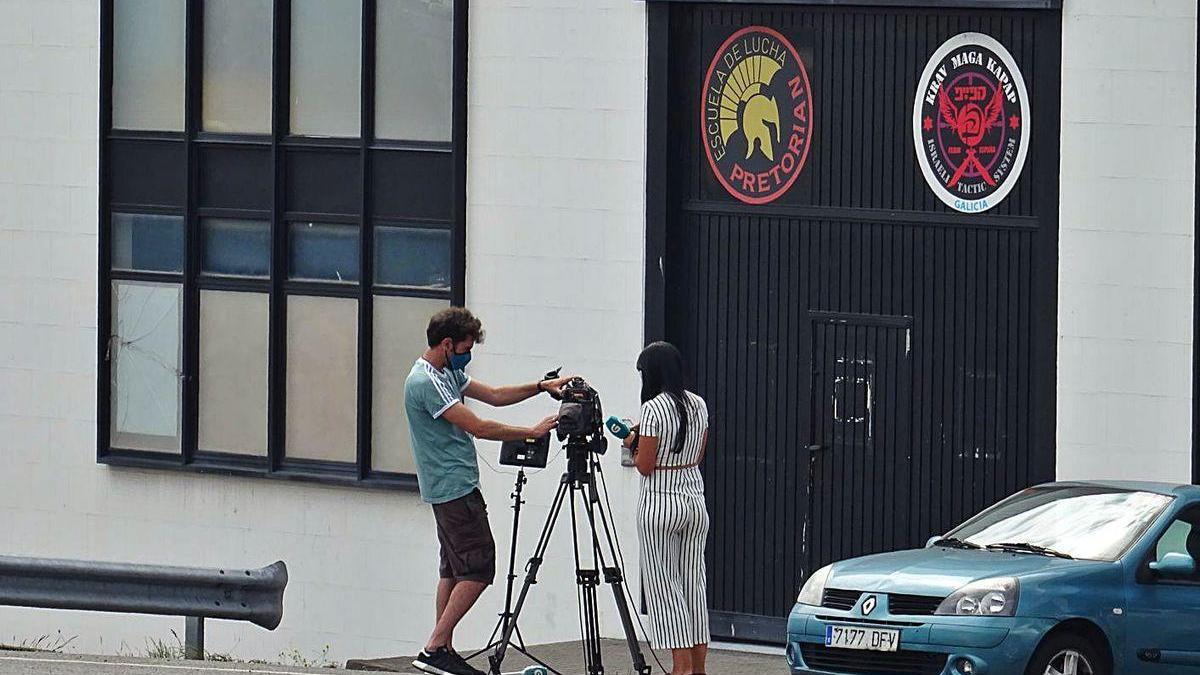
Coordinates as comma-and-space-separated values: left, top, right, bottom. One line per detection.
824, 624, 900, 652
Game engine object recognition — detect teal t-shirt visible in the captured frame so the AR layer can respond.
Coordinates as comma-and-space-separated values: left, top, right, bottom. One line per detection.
404, 358, 480, 504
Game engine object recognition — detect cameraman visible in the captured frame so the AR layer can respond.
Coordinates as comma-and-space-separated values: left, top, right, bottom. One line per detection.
405, 307, 571, 675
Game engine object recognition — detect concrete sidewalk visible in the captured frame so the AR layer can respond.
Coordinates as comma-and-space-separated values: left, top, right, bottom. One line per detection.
0, 641, 786, 675
346, 640, 786, 674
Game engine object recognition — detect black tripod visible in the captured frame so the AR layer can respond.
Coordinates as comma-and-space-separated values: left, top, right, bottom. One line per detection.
467, 469, 560, 674
489, 440, 651, 675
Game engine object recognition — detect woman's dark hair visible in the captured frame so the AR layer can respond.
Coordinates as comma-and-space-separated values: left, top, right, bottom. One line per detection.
637, 341, 691, 454
426, 307, 486, 347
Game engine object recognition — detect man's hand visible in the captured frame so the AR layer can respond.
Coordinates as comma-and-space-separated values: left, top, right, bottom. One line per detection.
530, 414, 558, 438
443, 404, 561, 442
465, 375, 578, 407
540, 375, 577, 399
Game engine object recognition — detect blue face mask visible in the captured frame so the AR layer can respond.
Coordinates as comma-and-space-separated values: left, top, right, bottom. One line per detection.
447, 347, 472, 371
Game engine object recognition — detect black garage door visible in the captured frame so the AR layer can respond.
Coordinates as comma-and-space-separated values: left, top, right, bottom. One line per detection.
646, 1, 1061, 641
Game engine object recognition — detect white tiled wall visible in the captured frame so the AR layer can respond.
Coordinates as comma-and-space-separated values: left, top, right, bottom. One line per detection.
0, 0, 649, 663
1056, 0, 1197, 481
462, 0, 650, 644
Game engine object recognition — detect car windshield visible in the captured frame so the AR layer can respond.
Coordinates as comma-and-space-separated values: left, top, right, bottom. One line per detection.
945, 485, 1173, 561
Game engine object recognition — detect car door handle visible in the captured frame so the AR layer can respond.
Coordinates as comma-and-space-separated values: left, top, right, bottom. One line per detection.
808, 444, 825, 453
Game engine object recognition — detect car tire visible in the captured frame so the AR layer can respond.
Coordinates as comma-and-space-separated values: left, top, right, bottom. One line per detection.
1026, 632, 1108, 675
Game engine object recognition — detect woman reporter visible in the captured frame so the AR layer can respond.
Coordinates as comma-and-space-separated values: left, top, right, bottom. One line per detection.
625, 342, 710, 675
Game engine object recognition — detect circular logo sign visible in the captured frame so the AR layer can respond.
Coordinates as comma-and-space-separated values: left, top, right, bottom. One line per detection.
913, 32, 1030, 214
701, 26, 813, 205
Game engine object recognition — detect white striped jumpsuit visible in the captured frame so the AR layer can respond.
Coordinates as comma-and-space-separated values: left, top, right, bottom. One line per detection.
637, 391, 710, 650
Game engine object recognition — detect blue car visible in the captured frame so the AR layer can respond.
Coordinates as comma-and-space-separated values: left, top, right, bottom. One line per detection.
787, 481, 1200, 675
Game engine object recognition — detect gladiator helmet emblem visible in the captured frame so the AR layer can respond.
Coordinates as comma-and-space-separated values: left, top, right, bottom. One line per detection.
718, 55, 783, 162
701, 26, 814, 205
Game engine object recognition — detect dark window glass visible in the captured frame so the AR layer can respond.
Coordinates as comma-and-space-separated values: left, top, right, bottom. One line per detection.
112, 213, 184, 273
286, 295, 358, 462
110, 280, 183, 452
202, 218, 270, 277
376, 0, 453, 142
289, 222, 360, 282
113, 0, 185, 131
375, 226, 450, 290
202, 0, 273, 133
289, 0, 361, 137
200, 290, 269, 455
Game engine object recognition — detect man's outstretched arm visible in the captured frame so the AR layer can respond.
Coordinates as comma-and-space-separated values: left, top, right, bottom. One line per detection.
464, 376, 572, 407
441, 402, 557, 442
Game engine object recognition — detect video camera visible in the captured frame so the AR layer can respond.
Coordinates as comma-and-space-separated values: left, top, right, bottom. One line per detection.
555, 377, 600, 438
555, 377, 608, 455
498, 375, 607, 469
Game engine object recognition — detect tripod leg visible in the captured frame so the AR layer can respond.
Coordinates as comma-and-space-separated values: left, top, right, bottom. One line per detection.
468, 469, 531, 661
510, 644, 563, 675
570, 483, 604, 675
601, 566, 651, 675
489, 477, 571, 675
466, 619, 503, 660
511, 625, 568, 674
585, 473, 653, 675
578, 568, 603, 675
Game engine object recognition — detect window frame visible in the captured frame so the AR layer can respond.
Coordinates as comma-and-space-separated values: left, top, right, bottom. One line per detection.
97, 0, 468, 491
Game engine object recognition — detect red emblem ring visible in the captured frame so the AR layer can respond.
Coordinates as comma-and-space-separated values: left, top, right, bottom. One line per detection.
700, 26, 814, 205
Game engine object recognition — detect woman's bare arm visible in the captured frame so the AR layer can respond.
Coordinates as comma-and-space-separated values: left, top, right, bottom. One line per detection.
634, 434, 659, 477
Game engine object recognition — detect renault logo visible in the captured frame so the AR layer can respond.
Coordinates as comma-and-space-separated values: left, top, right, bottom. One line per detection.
862, 595, 878, 616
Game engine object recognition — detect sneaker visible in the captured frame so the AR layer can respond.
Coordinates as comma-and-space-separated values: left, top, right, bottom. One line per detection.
413, 647, 478, 675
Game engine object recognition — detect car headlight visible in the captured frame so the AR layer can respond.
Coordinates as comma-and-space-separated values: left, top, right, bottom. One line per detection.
796, 565, 833, 606
935, 577, 1019, 616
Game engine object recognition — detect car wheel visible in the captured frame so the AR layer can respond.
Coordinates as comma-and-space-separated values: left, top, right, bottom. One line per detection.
1027, 633, 1107, 675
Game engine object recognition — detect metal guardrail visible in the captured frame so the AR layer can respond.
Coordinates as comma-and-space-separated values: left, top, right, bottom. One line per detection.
0, 556, 288, 659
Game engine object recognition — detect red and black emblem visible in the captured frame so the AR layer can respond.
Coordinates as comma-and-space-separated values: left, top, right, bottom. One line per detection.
913, 32, 1030, 213
701, 26, 813, 205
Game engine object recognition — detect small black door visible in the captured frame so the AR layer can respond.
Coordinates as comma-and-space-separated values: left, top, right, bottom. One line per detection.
807, 314, 913, 573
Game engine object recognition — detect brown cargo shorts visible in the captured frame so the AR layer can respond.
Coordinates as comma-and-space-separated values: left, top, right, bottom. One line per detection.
432, 488, 496, 584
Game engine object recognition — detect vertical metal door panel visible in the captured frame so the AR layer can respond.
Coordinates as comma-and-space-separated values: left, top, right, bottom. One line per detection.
660, 2, 1060, 640
674, 215, 1046, 628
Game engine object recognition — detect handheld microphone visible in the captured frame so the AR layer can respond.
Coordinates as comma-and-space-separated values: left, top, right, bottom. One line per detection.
605, 416, 632, 440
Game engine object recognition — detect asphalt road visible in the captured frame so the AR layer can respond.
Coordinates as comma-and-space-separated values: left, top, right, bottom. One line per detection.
0, 642, 786, 675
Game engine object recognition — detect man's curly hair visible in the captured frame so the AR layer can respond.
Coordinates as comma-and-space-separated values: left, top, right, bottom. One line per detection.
426, 307, 486, 347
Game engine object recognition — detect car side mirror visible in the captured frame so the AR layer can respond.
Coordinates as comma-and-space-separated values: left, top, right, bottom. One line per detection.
1150, 552, 1197, 578
926, 535, 942, 549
